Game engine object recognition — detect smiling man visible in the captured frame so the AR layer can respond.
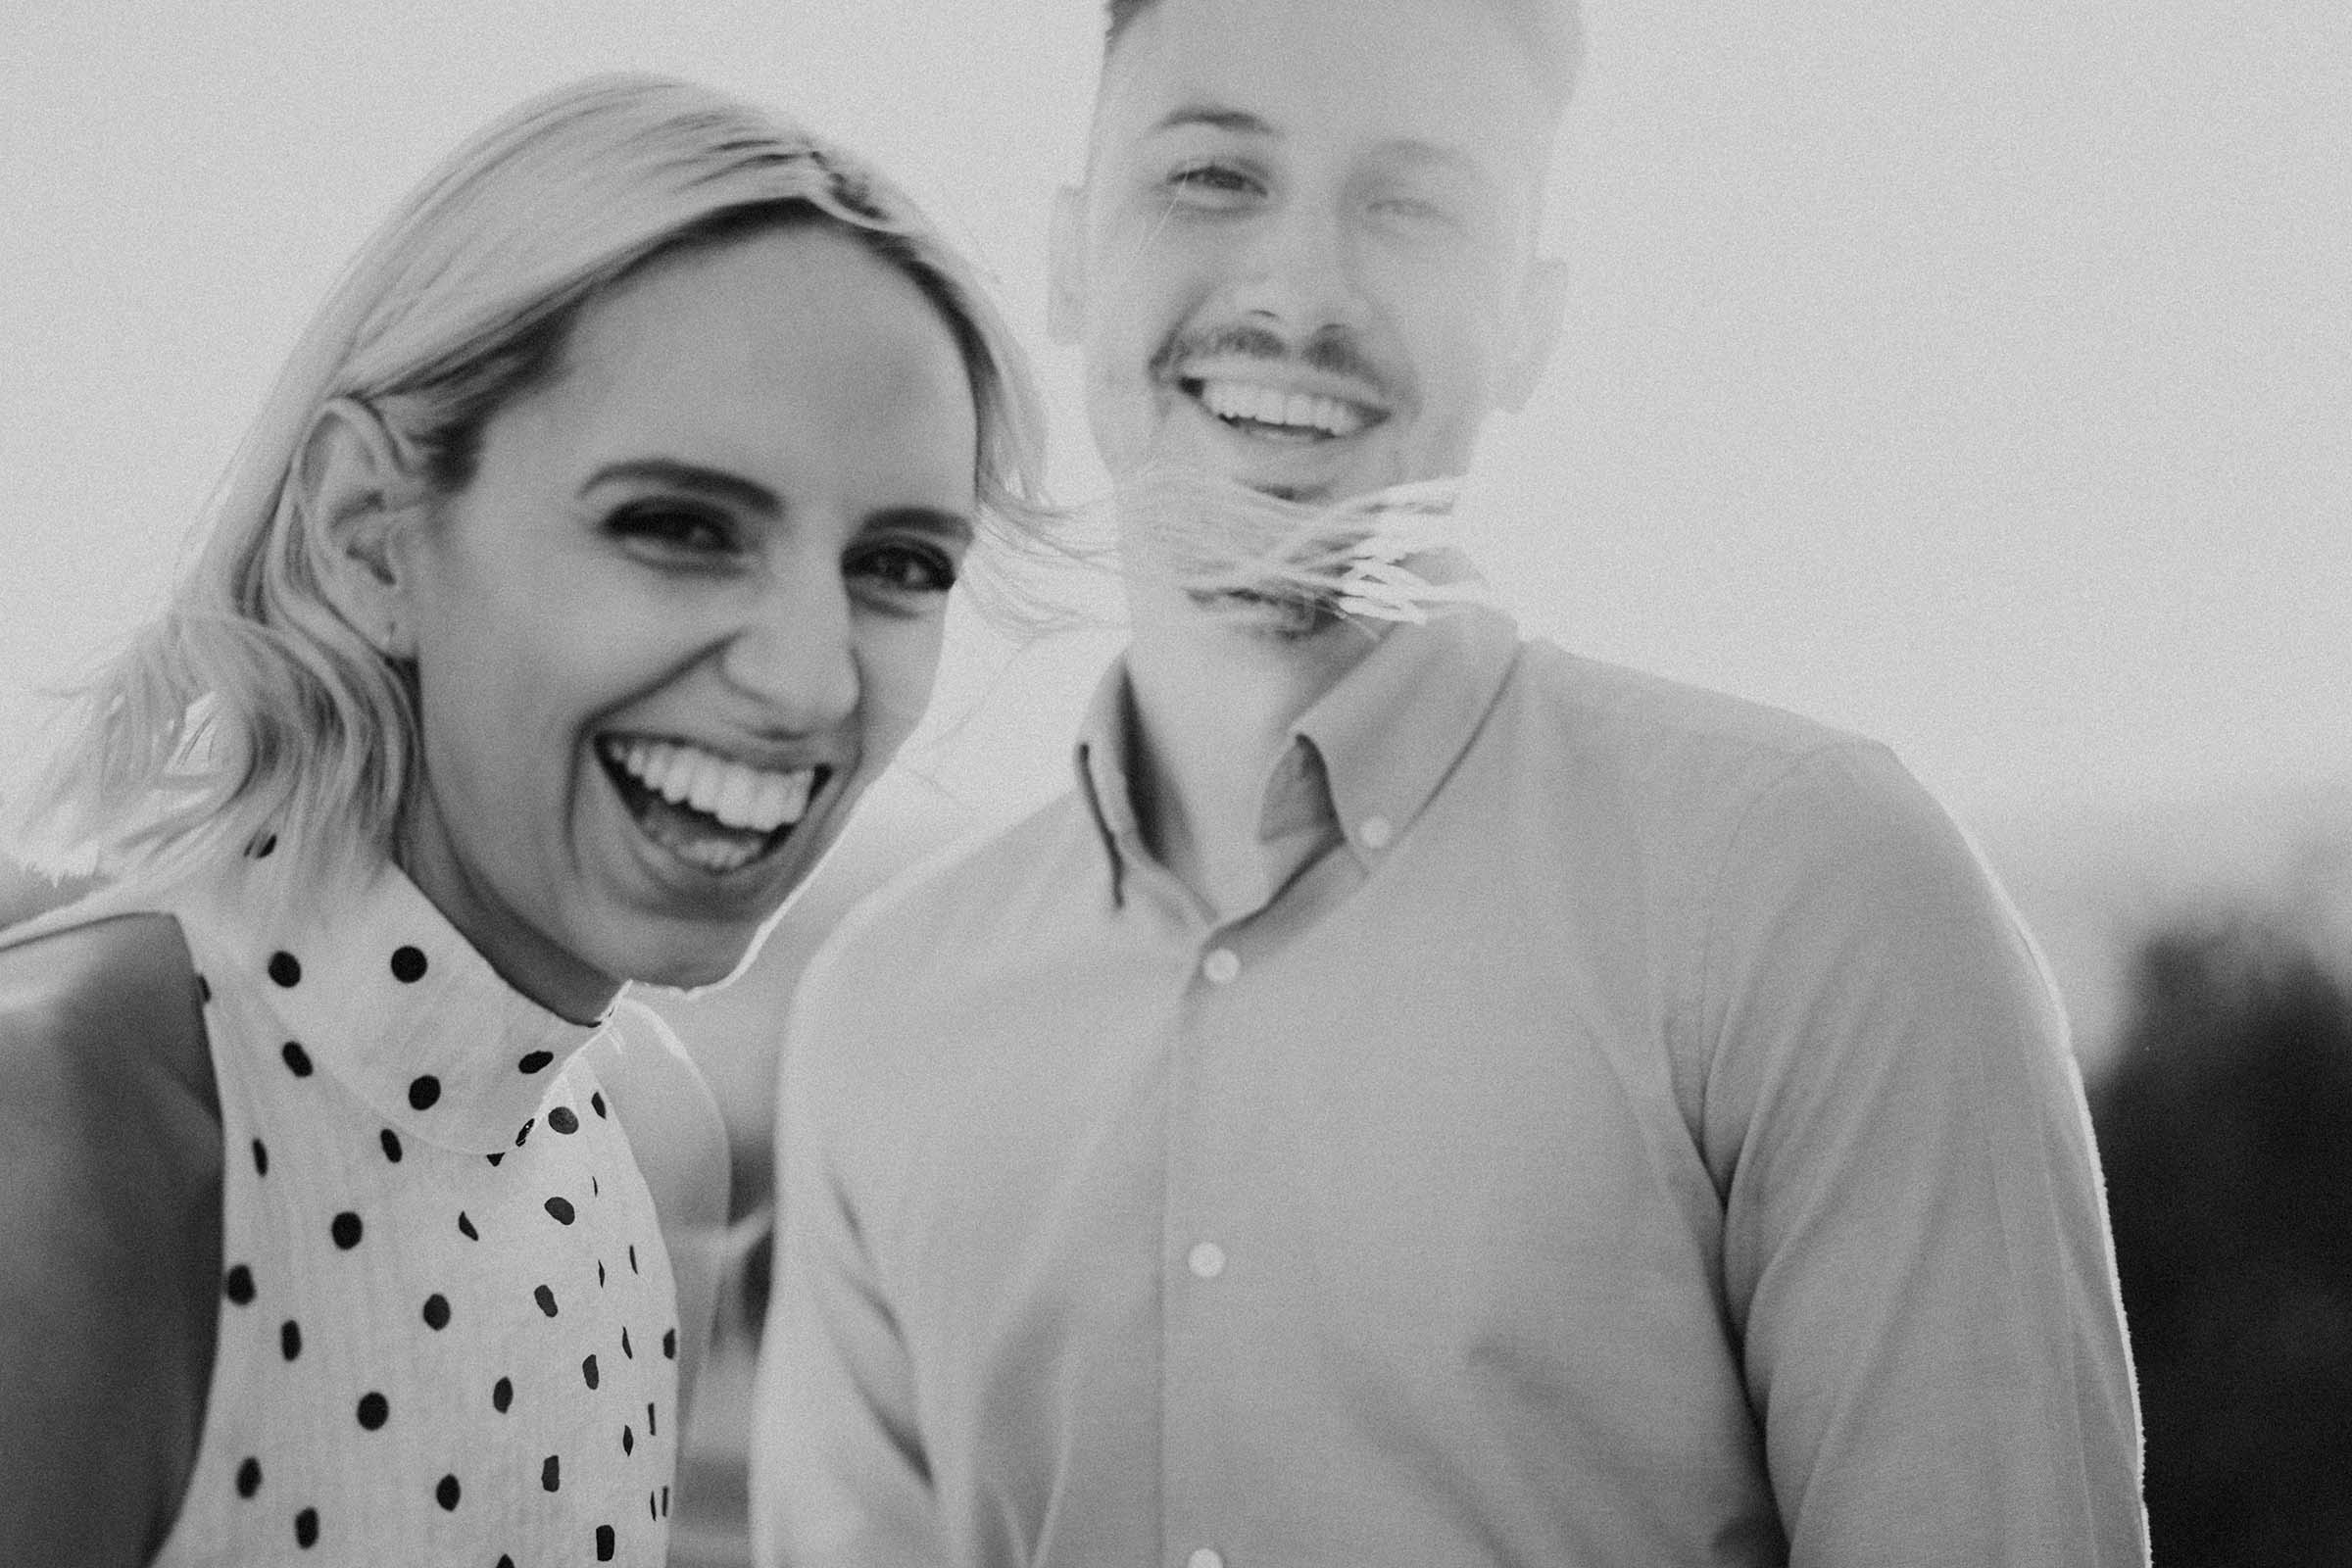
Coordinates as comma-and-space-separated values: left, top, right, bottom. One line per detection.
751, 2, 2150, 1564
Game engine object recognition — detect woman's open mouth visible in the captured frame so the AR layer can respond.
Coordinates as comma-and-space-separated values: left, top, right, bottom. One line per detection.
595, 736, 829, 877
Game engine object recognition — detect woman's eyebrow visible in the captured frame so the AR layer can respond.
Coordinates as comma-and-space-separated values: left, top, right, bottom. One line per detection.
582, 458, 779, 514
868, 506, 976, 546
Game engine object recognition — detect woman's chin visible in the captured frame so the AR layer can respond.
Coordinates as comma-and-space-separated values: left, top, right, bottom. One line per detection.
622, 936, 760, 998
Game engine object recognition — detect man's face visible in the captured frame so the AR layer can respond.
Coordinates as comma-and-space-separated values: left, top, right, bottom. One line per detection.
1054, 0, 1563, 506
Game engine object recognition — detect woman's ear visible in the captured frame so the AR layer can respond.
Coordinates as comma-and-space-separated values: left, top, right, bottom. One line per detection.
295, 398, 424, 659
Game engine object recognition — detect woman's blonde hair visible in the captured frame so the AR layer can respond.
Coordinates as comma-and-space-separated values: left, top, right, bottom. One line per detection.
19, 73, 1049, 886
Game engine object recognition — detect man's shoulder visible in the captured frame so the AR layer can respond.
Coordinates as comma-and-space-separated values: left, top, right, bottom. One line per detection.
1501, 639, 1930, 829
1512, 638, 1868, 768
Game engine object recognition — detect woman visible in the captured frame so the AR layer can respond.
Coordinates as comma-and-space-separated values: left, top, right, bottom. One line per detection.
0, 74, 1042, 1565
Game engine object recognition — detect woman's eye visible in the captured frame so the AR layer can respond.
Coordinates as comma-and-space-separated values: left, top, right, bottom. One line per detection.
608, 504, 739, 559
851, 541, 959, 599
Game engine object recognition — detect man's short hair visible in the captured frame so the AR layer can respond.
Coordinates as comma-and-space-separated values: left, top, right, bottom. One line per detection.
1100, 0, 1585, 118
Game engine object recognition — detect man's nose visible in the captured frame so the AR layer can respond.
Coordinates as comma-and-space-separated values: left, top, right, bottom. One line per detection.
1227, 199, 1363, 336
717, 560, 859, 731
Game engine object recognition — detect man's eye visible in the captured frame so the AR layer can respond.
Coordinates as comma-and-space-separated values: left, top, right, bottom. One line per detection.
1368, 193, 1462, 232
851, 542, 959, 598
1167, 162, 1261, 200
609, 504, 739, 558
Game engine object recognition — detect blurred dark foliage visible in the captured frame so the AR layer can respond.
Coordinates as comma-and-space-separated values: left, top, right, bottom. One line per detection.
2091, 911, 2352, 1566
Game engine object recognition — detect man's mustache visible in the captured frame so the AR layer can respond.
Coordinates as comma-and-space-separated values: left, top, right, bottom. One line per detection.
1153, 321, 1392, 398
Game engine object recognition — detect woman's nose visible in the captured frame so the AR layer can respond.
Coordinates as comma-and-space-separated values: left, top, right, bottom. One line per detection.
717, 563, 858, 731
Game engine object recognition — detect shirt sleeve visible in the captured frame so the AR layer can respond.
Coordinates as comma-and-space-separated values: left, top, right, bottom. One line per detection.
1695, 743, 2148, 1567
750, 938, 945, 1568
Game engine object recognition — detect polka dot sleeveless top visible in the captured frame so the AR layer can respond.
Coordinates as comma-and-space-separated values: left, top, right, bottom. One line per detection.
144, 846, 679, 1566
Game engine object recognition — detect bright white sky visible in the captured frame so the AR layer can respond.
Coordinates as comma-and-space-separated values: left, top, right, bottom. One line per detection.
4, 0, 2347, 836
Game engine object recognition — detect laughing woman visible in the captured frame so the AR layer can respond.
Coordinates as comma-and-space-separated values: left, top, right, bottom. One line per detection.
0, 75, 1041, 1566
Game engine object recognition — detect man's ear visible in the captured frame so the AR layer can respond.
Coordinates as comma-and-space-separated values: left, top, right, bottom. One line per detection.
1494, 256, 1570, 414
1047, 184, 1090, 347
294, 398, 425, 659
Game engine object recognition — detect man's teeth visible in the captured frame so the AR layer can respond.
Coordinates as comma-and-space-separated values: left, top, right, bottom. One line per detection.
1196, 378, 1370, 437
605, 738, 815, 833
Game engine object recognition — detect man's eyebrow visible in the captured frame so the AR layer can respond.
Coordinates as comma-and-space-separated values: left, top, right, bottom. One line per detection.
1148, 105, 1278, 138
581, 459, 778, 514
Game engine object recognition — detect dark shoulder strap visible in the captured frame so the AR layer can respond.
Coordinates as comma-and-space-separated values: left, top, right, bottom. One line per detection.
0, 911, 222, 1565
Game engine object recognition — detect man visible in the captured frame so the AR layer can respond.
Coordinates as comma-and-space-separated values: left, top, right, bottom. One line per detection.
752, 0, 2148, 1563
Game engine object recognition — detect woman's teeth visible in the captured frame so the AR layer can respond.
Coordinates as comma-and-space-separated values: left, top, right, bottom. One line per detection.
1196, 378, 1371, 438
608, 738, 814, 832
598, 737, 824, 875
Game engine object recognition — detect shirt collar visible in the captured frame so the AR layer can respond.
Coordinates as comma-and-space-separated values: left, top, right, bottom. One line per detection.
1070, 602, 1523, 892
236, 851, 603, 1154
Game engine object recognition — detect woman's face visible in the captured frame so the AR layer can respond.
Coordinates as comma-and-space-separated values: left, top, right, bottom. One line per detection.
390, 222, 980, 1019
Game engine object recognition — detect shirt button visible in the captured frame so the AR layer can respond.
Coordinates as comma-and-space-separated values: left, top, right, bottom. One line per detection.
1188, 1550, 1224, 1568
1359, 814, 1395, 850
1188, 1242, 1227, 1280
1201, 948, 1241, 985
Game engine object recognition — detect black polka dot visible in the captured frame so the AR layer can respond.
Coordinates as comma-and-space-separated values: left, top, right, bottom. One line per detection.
646, 1401, 657, 1437
356, 1392, 388, 1430
252, 1138, 270, 1176
517, 1050, 553, 1074
628, 1246, 638, 1275
650, 1491, 659, 1522
514, 1118, 534, 1148
379, 1128, 402, 1163
621, 1424, 633, 1454
408, 1075, 441, 1111
486, 1152, 505, 1167
422, 1294, 451, 1331
662, 1327, 676, 1359
250, 831, 277, 859
198, 973, 213, 1004
596, 1524, 615, 1561
620, 1326, 632, 1358
330, 1211, 363, 1250
281, 1041, 313, 1078
591, 1091, 608, 1119
548, 1105, 580, 1135
268, 952, 301, 987
542, 1454, 561, 1493
582, 1354, 600, 1390
591, 1175, 599, 1197
294, 1505, 318, 1548
280, 1319, 302, 1360
661, 1485, 668, 1517
597, 1260, 607, 1288
236, 1456, 262, 1498
545, 1196, 575, 1226
390, 946, 428, 983
458, 1211, 479, 1241
535, 1285, 558, 1317
222, 1264, 256, 1305
434, 1474, 461, 1511
493, 1376, 514, 1413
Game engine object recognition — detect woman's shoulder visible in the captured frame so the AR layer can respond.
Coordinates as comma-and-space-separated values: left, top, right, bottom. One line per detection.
0, 907, 217, 1128
0, 909, 224, 1563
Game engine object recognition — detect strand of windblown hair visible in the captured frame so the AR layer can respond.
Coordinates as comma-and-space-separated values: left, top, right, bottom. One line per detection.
1102, 465, 1494, 625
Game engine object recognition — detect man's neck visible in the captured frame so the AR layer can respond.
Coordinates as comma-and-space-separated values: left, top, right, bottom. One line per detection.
1121, 581, 1387, 919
